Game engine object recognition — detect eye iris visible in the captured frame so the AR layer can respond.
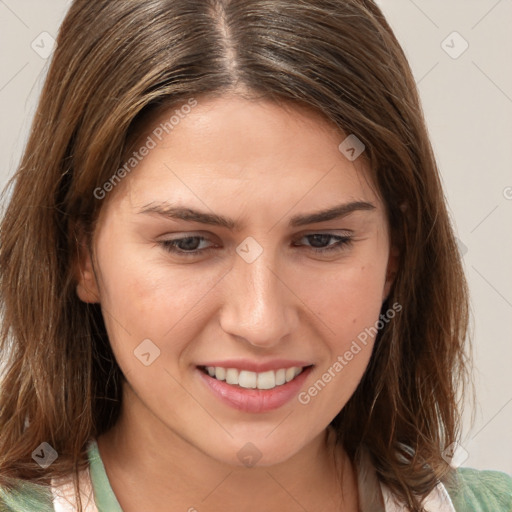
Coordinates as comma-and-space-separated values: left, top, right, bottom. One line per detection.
179, 237, 201, 251
309, 234, 331, 248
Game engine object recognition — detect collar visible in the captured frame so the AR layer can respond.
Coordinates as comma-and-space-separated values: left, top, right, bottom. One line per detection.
355, 445, 456, 512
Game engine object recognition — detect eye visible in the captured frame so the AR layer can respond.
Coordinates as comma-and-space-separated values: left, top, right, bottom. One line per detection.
159, 236, 215, 257
293, 233, 353, 254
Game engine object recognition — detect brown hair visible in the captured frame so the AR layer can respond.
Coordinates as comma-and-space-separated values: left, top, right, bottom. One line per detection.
0, 0, 473, 510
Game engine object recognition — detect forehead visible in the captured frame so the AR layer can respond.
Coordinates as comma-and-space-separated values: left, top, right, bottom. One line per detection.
103, 94, 381, 219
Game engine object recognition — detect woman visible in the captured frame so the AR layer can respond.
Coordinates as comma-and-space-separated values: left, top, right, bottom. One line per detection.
0, 1, 510, 511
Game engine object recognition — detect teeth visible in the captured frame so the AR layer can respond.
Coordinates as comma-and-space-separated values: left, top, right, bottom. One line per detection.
204, 366, 305, 390
225, 368, 238, 385
238, 370, 257, 389
257, 370, 275, 390
275, 369, 286, 385
285, 367, 296, 382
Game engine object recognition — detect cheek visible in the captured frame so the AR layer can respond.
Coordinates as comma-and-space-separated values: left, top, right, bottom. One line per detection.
297, 264, 386, 414
298, 259, 387, 406
302, 260, 387, 340
94, 245, 218, 359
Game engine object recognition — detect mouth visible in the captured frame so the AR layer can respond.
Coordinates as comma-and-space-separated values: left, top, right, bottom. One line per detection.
198, 365, 313, 391
196, 363, 315, 413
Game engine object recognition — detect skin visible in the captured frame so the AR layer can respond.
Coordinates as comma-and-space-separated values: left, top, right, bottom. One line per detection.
77, 94, 396, 512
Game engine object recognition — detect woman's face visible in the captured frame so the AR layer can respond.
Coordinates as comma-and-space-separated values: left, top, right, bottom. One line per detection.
78, 94, 397, 466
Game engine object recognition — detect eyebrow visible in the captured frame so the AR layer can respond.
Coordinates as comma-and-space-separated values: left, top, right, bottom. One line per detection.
138, 200, 376, 230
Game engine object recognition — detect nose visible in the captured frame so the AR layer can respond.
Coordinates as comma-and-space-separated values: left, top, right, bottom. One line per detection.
219, 245, 298, 349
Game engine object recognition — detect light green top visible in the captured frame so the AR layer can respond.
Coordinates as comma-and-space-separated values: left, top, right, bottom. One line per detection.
87, 439, 123, 511
1, 439, 511, 511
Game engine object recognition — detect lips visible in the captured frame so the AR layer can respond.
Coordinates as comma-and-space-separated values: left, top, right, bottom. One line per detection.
196, 361, 314, 413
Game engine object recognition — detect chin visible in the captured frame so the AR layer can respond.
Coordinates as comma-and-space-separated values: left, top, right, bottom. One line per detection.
207, 436, 305, 469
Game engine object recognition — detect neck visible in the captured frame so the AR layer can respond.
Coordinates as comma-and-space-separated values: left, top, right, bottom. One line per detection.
97, 387, 359, 512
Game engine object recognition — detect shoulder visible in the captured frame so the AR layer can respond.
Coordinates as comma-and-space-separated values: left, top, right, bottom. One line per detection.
0, 477, 55, 511
443, 466, 512, 512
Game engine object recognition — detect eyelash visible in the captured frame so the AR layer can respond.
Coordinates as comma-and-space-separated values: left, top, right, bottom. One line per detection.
159, 233, 353, 258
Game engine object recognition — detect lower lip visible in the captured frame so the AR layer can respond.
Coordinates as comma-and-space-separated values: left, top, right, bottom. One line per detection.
197, 366, 313, 413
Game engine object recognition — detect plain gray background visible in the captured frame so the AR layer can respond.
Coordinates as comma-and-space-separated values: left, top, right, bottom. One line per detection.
0, 0, 511, 474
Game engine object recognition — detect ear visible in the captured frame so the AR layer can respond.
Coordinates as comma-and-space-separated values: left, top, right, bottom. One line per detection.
382, 244, 399, 303
73, 223, 100, 304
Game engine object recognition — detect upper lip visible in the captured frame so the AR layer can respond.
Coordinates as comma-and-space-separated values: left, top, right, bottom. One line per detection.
197, 359, 314, 373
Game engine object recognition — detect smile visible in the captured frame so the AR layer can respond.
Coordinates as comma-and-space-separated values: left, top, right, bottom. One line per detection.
199, 365, 306, 390
196, 363, 314, 413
